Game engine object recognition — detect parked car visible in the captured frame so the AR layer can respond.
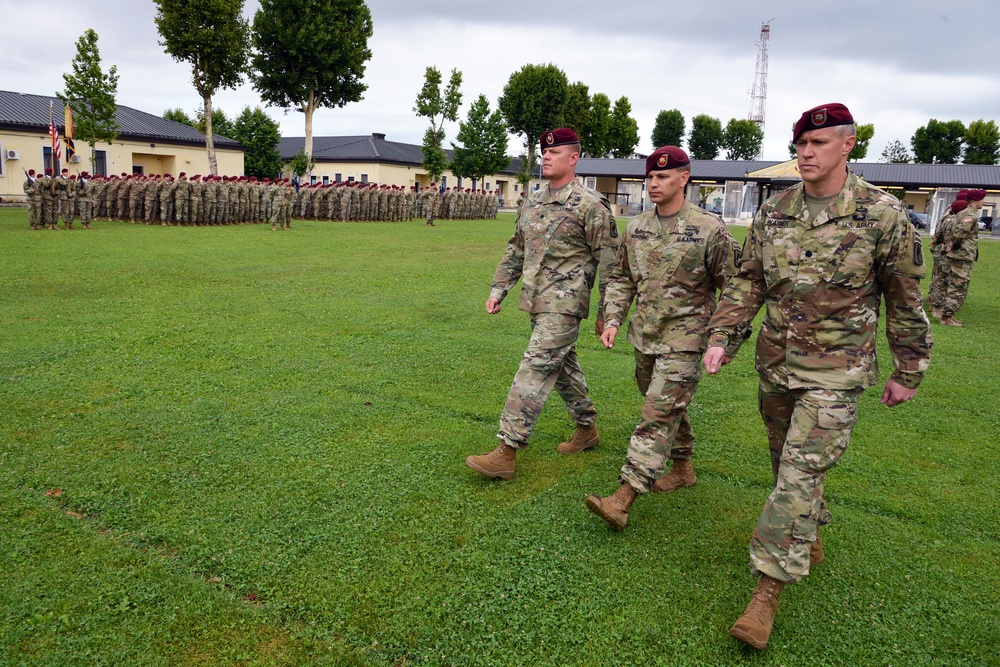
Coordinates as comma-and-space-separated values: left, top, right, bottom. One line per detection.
706, 205, 723, 215
979, 216, 992, 231
908, 212, 928, 229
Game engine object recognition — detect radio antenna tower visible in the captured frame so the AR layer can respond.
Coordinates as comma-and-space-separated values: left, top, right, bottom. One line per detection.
748, 20, 774, 157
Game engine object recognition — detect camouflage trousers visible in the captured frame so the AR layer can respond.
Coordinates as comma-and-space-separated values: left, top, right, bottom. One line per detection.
619, 350, 701, 493
750, 377, 861, 584
941, 259, 973, 317
928, 252, 949, 309
498, 312, 597, 450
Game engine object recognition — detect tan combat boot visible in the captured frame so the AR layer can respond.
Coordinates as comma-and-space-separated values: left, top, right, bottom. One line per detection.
650, 459, 697, 493
930, 307, 942, 320
729, 574, 785, 650
939, 315, 964, 327
556, 423, 599, 455
585, 483, 638, 531
466, 443, 517, 480
810, 531, 824, 567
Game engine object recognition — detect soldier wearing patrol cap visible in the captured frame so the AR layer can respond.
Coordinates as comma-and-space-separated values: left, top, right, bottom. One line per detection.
702, 103, 932, 650
585, 146, 741, 530
466, 128, 619, 480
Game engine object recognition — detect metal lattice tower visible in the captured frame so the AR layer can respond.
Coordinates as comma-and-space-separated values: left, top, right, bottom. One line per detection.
748, 20, 773, 153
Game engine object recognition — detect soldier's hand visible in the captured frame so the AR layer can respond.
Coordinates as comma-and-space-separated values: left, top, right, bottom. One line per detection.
599, 326, 618, 349
703, 346, 731, 375
881, 379, 916, 408
485, 297, 502, 314
595, 319, 605, 337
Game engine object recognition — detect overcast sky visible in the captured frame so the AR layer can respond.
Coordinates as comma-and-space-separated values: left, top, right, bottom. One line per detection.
2, 0, 997, 162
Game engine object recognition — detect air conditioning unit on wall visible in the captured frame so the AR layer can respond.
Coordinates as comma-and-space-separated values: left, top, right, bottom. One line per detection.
5, 149, 20, 160
70, 155, 81, 163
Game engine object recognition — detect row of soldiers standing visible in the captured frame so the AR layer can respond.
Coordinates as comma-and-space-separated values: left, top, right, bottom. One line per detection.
24, 169, 503, 230
417, 183, 501, 226
24, 169, 303, 228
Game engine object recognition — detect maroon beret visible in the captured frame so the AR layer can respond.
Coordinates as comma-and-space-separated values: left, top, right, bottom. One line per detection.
45, 168, 52, 175
69, 174, 77, 179
966, 189, 986, 201
179, 172, 186, 177
540, 128, 580, 151
28, 169, 35, 175
646, 146, 690, 174
951, 199, 969, 214
793, 103, 854, 143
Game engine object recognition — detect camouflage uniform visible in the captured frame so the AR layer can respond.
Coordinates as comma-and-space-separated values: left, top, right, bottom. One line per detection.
174, 176, 190, 224
144, 177, 160, 224
941, 206, 979, 318
129, 178, 145, 222
40, 174, 57, 228
160, 177, 176, 225
77, 176, 93, 228
603, 202, 740, 493
928, 211, 954, 311
271, 182, 288, 229
706, 170, 932, 584
24, 175, 41, 229
490, 180, 619, 450
55, 174, 74, 228
423, 188, 438, 225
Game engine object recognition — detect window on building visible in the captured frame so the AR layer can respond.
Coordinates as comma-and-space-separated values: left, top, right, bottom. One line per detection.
472, 179, 478, 190
456, 177, 462, 189
322, 175, 329, 185
43, 147, 60, 175
335, 172, 342, 183
584, 176, 597, 190
309, 174, 317, 184
0, 142, 5, 177
133, 165, 144, 175
348, 175, 355, 182
514, 183, 519, 192
94, 149, 107, 176
360, 173, 368, 183
485, 182, 490, 190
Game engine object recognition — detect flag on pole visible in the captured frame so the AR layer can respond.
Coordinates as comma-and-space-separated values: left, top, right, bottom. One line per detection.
49, 101, 61, 171
64, 103, 76, 163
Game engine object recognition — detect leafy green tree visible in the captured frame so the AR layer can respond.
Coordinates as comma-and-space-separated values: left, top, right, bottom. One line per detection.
848, 122, 875, 161
154, 0, 249, 175
288, 149, 314, 178
232, 106, 283, 179
562, 82, 591, 140
414, 66, 462, 183
498, 63, 568, 186
57, 28, 120, 173
911, 119, 965, 164
451, 94, 511, 184
722, 118, 764, 160
688, 114, 723, 160
608, 96, 639, 158
582, 93, 611, 158
163, 108, 196, 127
195, 107, 234, 139
251, 0, 372, 168
880, 139, 911, 163
651, 109, 684, 149
963, 119, 999, 165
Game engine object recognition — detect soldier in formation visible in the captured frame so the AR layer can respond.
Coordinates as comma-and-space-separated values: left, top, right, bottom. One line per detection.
936, 189, 984, 326
466, 128, 619, 480
583, 146, 742, 530
702, 103, 931, 651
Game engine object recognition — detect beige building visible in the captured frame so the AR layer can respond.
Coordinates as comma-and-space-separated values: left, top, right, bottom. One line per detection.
0, 90, 243, 201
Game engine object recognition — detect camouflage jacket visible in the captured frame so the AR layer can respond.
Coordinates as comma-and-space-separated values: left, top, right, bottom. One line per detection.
931, 212, 954, 255
947, 207, 979, 262
604, 201, 740, 355
707, 170, 932, 391
491, 180, 618, 320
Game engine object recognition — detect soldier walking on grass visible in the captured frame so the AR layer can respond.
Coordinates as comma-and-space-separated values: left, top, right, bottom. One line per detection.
702, 103, 932, 651
583, 147, 741, 530
466, 128, 619, 480
938, 189, 984, 327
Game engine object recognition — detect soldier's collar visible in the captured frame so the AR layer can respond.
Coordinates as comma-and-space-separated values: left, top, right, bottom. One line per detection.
543, 181, 573, 204
778, 169, 861, 227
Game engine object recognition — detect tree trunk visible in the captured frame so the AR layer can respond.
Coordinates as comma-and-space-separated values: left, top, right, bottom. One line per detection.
303, 89, 315, 179
203, 94, 218, 175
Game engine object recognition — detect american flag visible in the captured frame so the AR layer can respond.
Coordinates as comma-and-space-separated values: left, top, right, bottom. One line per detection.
49, 101, 61, 165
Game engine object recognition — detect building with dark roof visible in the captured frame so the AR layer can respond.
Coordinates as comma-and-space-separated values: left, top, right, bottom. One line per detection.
278, 133, 523, 202
1, 90, 243, 199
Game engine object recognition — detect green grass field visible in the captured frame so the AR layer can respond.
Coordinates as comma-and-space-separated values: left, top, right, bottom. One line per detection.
1, 209, 998, 666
